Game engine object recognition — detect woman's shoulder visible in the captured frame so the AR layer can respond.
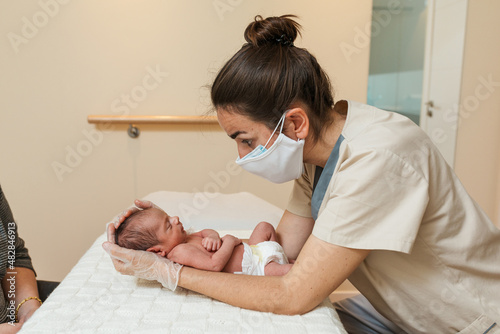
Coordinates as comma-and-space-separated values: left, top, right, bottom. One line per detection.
0, 185, 15, 226
344, 101, 422, 141
342, 101, 435, 162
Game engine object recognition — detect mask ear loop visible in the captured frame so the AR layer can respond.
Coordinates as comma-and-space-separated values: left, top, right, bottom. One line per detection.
263, 111, 289, 149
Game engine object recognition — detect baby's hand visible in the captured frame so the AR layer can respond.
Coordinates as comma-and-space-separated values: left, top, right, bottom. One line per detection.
221, 235, 242, 246
202, 236, 221, 251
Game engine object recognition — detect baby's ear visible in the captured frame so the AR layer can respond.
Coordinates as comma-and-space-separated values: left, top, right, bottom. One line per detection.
146, 246, 167, 257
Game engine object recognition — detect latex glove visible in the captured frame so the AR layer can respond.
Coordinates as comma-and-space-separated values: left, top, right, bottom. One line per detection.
113, 199, 161, 229
102, 241, 182, 291
107, 199, 162, 243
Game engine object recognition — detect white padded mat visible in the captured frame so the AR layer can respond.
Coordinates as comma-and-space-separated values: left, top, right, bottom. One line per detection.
20, 192, 347, 333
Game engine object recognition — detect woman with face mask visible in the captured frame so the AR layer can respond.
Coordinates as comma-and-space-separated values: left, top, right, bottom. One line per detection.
104, 15, 500, 333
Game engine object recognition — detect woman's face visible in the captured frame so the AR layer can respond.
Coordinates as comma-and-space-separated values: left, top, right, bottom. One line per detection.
217, 109, 280, 159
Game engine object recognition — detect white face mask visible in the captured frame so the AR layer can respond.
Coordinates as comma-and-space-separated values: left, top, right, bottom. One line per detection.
235, 112, 305, 183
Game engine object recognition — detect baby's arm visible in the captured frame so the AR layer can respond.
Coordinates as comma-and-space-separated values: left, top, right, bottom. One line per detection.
167, 235, 241, 272
191, 229, 221, 251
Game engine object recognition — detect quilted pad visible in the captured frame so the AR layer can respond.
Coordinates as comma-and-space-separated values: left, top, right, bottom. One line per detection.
20, 234, 346, 333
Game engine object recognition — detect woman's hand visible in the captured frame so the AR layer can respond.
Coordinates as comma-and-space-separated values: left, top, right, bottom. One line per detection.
102, 242, 183, 291
104, 199, 182, 289
0, 304, 38, 334
115, 199, 160, 227
3, 303, 41, 333
0, 322, 23, 333
107, 199, 162, 243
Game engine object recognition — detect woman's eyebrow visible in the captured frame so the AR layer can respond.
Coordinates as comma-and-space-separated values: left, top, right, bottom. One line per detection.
229, 131, 247, 139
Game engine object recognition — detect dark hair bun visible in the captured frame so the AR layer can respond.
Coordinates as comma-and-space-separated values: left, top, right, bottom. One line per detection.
244, 15, 301, 47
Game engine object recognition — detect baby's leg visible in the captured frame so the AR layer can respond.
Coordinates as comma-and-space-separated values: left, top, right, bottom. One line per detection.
249, 222, 291, 276
264, 262, 293, 276
248, 221, 277, 245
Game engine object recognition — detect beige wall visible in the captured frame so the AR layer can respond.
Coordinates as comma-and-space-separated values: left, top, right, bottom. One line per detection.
0, 1, 372, 281
455, 0, 500, 227
498, 152, 500, 226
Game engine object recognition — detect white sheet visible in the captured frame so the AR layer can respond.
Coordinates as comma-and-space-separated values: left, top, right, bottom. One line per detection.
20, 192, 347, 334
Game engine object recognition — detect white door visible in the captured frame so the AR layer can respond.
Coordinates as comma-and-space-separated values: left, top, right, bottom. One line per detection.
420, 0, 468, 168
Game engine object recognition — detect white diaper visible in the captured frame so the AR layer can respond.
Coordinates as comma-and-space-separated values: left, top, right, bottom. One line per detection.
241, 241, 288, 276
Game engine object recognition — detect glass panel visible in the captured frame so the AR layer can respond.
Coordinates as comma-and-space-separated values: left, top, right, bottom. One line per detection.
367, 0, 428, 125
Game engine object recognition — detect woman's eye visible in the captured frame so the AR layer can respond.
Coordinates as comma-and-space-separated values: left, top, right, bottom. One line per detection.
241, 139, 252, 146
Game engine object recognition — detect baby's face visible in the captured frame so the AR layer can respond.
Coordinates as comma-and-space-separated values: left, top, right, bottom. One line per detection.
147, 208, 187, 254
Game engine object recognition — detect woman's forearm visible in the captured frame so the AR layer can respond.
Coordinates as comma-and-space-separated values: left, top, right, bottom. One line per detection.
276, 210, 315, 260
179, 267, 296, 314
178, 235, 370, 315
1, 266, 40, 323
104, 233, 369, 315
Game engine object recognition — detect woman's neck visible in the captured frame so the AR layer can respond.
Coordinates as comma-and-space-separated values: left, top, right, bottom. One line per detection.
303, 103, 347, 168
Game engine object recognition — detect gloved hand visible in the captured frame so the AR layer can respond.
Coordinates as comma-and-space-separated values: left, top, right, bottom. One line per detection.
104, 199, 182, 291
102, 241, 183, 291
113, 199, 160, 230
107, 199, 160, 243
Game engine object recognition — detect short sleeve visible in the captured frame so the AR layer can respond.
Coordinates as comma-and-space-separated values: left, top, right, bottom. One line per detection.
0, 186, 35, 274
286, 163, 315, 218
312, 149, 429, 253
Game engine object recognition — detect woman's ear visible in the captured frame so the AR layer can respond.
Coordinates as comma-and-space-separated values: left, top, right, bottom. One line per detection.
285, 108, 309, 140
146, 245, 167, 257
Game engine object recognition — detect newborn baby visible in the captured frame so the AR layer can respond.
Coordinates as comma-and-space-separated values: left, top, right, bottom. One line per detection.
115, 207, 292, 276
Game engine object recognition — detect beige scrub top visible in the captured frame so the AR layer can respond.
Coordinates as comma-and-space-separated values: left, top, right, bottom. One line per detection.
287, 101, 500, 334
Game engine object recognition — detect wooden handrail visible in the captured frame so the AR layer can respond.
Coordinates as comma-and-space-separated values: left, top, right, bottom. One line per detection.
87, 115, 218, 125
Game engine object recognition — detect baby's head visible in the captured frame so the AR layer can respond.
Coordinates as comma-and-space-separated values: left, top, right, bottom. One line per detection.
115, 207, 187, 257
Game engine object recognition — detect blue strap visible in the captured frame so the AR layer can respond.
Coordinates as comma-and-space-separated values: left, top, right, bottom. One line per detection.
311, 135, 345, 220
313, 166, 323, 191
